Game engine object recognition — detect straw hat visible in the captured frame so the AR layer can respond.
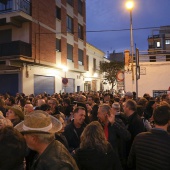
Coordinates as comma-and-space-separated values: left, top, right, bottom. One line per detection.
14, 110, 62, 134
7, 105, 24, 120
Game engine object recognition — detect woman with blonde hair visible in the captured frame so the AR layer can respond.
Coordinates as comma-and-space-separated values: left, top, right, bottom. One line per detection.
73, 121, 122, 170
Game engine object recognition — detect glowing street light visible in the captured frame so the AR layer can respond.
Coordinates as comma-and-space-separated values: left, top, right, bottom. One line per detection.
126, 1, 134, 10
125, 1, 134, 81
62, 65, 68, 78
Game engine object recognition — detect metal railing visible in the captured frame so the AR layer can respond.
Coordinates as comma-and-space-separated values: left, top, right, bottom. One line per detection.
0, 0, 31, 15
0, 40, 31, 57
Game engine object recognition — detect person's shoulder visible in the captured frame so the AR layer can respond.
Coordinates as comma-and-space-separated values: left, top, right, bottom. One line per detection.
37, 158, 73, 170
135, 129, 170, 141
64, 121, 74, 130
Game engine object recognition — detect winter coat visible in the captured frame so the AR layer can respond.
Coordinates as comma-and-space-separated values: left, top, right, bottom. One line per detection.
30, 140, 79, 170
74, 143, 122, 170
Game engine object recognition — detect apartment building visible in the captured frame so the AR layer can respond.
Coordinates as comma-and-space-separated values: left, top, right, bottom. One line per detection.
147, 25, 170, 62
0, 0, 107, 95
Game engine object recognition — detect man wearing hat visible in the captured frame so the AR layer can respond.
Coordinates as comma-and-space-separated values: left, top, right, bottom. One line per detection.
15, 110, 78, 170
124, 92, 133, 101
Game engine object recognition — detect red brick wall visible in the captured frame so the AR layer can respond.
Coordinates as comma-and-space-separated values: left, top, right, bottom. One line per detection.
59, 0, 87, 70
31, 0, 56, 64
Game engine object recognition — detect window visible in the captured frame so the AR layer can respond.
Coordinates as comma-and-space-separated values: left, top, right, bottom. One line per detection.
156, 41, 161, 48
166, 55, 170, 61
67, 0, 73, 6
78, 0, 83, 15
165, 40, 170, 45
67, 44, 73, 61
67, 15, 73, 33
78, 24, 83, 39
93, 58, 96, 71
150, 56, 156, 62
78, 49, 83, 65
56, 6, 61, 20
0, 0, 12, 12
56, 39, 61, 52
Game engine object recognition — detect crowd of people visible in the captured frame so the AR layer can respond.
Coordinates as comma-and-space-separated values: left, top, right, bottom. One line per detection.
0, 90, 170, 170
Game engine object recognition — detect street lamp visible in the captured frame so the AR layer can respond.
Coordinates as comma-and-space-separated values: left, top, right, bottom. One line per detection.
62, 65, 68, 78
126, 1, 134, 81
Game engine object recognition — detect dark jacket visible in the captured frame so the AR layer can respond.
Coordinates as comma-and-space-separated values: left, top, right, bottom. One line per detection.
30, 140, 78, 170
55, 133, 69, 150
108, 118, 131, 150
126, 112, 145, 158
128, 128, 170, 170
108, 118, 131, 169
63, 120, 86, 152
74, 143, 122, 170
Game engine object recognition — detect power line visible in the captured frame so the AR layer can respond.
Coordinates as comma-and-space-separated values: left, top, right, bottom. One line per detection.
36, 26, 162, 35
86, 26, 160, 33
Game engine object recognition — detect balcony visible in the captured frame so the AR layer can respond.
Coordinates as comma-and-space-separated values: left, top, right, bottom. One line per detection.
0, 0, 31, 26
148, 34, 160, 39
0, 40, 31, 58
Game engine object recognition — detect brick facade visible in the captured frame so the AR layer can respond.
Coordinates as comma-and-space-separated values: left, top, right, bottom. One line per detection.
31, 0, 56, 64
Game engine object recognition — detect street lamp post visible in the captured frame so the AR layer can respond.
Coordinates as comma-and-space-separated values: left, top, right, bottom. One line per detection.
126, 1, 134, 82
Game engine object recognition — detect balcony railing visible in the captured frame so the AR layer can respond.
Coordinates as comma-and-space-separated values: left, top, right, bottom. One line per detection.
0, 40, 31, 57
0, 0, 31, 15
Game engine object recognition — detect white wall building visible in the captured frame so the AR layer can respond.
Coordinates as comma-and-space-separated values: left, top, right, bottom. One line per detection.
124, 50, 170, 97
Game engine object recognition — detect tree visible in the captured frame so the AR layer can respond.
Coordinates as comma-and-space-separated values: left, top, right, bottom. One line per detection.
100, 61, 124, 89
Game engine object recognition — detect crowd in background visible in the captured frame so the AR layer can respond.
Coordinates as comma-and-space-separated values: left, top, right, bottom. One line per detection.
0, 90, 170, 170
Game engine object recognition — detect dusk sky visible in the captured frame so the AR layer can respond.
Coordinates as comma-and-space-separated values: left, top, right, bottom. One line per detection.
86, 0, 170, 54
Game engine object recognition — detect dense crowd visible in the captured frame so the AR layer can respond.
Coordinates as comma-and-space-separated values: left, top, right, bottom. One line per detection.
0, 91, 170, 170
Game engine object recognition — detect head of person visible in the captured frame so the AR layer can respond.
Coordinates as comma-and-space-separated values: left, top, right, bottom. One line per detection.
48, 98, 59, 111
0, 114, 12, 129
39, 103, 51, 114
87, 95, 94, 106
103, 94, 110, 103
0, 126, 26, 170
124, 92, 133, 100
24, 103, 34, 115
143, 93, 151, 101
136, 105, 144, 117
97, 104, 112, 124
5, 96, 15, 106
6, 105, 24, 122
112, 102, 120, 113
161, 94, 170, 104
77, 95, 86, 102
37, 99, 46, 107
63, 98, 71, 107
80, 121, 109, 153
0, 98, 5, 107
153, 105, 170, 128
14, 110, 62, 152
123, 99, 137, 117
73, 106, 86, 127
137, 97, 148, 108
